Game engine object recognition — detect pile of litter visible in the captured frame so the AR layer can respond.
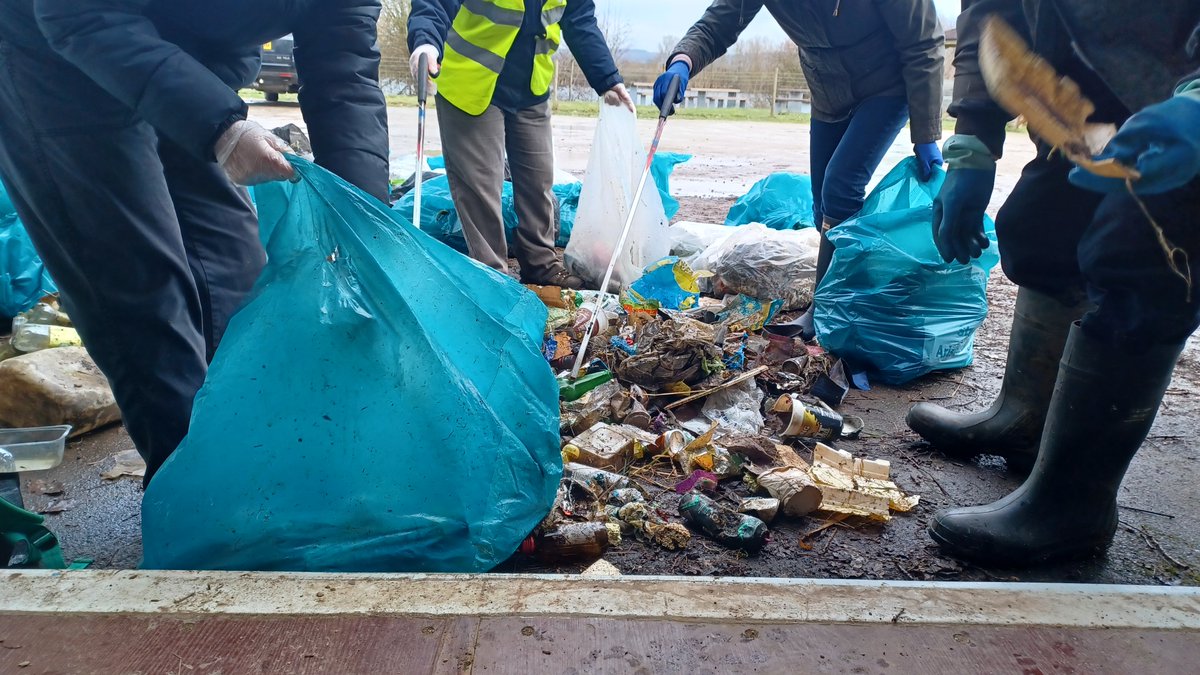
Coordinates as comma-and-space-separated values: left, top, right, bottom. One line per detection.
516, 260, 919, 565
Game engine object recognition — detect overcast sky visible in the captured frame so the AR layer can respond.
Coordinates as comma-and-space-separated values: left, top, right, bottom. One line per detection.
602, 0, 961, 52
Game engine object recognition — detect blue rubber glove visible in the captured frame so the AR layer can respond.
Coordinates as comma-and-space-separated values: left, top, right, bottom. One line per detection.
914, 142, 943, 181
1069, 94, 1200, 195
933, 135, 995, 265
653, 61, 690, 109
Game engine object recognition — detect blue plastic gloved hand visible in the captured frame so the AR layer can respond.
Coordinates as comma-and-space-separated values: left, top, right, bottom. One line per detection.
653, 61, 690, 110
1069, 94, 1200, 195
914, 142, 943, 181
934, 167, 995, 264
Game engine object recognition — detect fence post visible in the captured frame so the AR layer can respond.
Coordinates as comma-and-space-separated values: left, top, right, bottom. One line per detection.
771, 68, 779, 117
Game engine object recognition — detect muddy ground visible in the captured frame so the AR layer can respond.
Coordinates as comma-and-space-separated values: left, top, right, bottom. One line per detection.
13, 104, 1200, 584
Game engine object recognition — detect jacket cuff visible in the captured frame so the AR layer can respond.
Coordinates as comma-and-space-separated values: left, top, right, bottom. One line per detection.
590, 72, 623, 96
953, 112, 1008, 159
208, 108, 249, 163
666, 50, 698, 73
910, 121, 943, 145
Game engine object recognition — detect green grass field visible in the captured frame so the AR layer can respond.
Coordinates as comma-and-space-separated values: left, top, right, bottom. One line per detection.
240, 89, 1012, 131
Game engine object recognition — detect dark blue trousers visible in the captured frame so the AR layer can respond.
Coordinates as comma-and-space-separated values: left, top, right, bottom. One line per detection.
0, 35, 265, 483
810, 95, 910, 225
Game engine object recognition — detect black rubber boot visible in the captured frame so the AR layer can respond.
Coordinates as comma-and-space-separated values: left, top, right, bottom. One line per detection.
928, 323, 1184, 567
906, 287, 1092, 473
765, 218, 837, 340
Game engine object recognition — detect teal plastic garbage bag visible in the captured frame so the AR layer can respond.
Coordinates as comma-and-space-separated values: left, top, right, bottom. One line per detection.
813, 158, 999, 385
142, 158, 561, 572
0, 181, 56, 318
725, 173, 815, 230
652, 152, 690, 219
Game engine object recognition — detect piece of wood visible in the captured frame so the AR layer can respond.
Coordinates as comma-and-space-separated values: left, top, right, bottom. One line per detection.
663, 365, 769, 411
979, 16, 1138, 180
757, 467, 823, 517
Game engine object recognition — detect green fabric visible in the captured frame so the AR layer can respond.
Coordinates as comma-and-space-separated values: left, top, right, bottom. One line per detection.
943, 134, 997, 171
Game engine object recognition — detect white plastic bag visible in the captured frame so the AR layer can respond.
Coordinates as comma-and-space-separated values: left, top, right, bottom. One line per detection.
668, 221, 737, 264
565, 105, 670, 288
693, 223, 821, 310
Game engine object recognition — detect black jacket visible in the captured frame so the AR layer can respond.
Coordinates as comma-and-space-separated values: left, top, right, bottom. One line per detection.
409, 0, 622, 111
10, 0, 390, 201
671, 0, 945, 144
951, 0, 1200, 158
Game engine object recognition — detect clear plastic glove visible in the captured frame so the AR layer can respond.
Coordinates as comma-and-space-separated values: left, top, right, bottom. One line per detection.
603, 83, 635, 112
914, 142, 944, 181
1069, 94, 1200, 195
409, 44, 440, 80
214, 120, 294, 186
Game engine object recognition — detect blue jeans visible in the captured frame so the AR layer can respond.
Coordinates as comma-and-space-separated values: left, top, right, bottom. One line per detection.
810, 96, 910, 225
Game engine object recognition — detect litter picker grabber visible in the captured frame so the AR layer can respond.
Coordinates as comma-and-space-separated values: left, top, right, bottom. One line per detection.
413, 53, 431, 230
569, 75, 683, 379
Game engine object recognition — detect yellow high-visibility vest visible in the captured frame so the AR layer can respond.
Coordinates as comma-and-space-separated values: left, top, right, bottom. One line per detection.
438, 0, 567, 115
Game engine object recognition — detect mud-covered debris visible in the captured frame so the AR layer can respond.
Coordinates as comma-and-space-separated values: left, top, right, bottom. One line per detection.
99, 448, 145, 481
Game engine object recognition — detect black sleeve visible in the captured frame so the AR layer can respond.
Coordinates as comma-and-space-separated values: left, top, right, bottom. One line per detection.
948, 0, 1025, 157
408, 0, 457, 55
294, 0, 390, 202
670, 0, 765, 74
561, 0, 621, 95
33, 0, 248, 162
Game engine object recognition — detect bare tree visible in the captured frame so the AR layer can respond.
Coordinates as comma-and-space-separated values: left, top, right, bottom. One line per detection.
378, 0, 413, 93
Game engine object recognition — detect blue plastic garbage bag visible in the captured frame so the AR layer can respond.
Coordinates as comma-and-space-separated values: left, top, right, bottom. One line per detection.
553, 182, 582, 247
142, 158, 561, 572
725, 173, 815, 231
652, 152, 690, 220
813, 158, 999, 385
0, 181, 56, 318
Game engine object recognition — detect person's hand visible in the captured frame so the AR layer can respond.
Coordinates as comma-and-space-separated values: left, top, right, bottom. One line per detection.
409, 44, 440, 80
914, 141, 944, 181
214, 120, 295, 186
603, 83, 635, 112
653, 60, 690, 109
1069, 94, 1200, 195
933, 168, 994, 264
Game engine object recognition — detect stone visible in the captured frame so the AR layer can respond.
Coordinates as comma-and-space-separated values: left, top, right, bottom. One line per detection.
0, 346, 120, 436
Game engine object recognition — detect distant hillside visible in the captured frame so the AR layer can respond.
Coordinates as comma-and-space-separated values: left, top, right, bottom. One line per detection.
623, 48, 659, 64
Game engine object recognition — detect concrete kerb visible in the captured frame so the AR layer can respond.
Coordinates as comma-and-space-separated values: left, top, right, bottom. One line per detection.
3, 570, 1199, 630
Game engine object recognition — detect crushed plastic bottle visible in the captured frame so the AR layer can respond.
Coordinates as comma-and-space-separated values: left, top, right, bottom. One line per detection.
678, 491, 768, 552
520, 521, 610, 563
11, 321, 82, 353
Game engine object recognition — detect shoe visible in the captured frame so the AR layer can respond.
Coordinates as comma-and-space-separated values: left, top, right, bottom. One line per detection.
523, 267, 584, 290
928, 323, 1184, 567
764, 219, 836, 340
906, 287, 1091, 473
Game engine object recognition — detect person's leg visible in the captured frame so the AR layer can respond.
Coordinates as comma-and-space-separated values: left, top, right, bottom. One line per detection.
763, 114, 851, 339
907, 145, 1101, 471
929, 178, 1200, 566
0, 37, 207, 483
816, 95, 909, 223
157, 136, 265, 361
435, 95, 509, 272
504, 101, 567, 285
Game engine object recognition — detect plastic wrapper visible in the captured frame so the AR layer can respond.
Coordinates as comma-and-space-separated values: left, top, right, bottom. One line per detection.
625, 256, 706, 311
701, 376, 765, 435
142, 158, 561, 572
814, 159, 999, 385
